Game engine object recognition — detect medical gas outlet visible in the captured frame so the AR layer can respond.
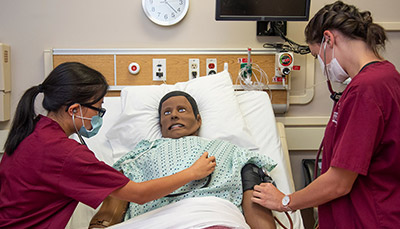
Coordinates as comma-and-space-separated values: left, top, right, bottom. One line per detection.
153, 59, 166, 81
206, 58, 217, 75
239, 58, 252, 83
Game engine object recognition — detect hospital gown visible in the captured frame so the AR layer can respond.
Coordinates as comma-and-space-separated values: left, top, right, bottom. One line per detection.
113, 136, 276, 220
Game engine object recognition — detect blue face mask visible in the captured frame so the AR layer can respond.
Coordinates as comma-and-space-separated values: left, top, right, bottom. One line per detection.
72, 105, 103, 139
77, 114, 103, 138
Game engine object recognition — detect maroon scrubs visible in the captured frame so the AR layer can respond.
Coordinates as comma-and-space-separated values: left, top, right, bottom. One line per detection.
319, 61, 400, 228
0, 115, 130, 228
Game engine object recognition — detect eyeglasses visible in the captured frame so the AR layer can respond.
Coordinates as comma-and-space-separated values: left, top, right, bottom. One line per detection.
82, 104, 106, 117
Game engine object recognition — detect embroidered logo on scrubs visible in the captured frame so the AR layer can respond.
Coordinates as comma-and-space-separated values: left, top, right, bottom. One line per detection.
332, 111, 338, 124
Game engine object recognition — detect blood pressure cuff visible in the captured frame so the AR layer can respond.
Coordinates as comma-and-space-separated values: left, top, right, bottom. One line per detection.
241, 163, 275, 192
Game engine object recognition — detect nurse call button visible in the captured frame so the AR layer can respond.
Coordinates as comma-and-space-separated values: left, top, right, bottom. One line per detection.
129, 62, 140, 74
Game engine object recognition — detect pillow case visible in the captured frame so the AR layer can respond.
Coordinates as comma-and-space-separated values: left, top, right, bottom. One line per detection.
106, 70, 258, 161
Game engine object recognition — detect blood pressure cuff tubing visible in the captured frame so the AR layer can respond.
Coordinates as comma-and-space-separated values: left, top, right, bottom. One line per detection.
241, 163, 275, 192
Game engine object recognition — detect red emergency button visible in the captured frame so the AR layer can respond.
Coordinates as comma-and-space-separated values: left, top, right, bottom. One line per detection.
128, 62, 140, 74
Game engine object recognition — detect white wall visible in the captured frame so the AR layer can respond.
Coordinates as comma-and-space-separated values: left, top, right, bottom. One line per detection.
1, 0, 399, 125
0, 0, 399, 125
1, 0, 400, 186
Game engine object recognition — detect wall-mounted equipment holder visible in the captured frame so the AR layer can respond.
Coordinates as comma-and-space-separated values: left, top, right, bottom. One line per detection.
0, 43, 11, 121
257, 21, 287, 36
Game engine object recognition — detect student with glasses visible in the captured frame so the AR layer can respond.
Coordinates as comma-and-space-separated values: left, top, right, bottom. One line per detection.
0, 62, 216, 228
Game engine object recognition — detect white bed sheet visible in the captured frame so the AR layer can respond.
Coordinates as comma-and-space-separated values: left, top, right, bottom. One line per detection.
67, 90, 304, 229
109, 196, 249, 229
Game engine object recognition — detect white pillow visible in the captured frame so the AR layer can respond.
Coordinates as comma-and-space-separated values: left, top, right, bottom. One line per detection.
106, 70, 258, 161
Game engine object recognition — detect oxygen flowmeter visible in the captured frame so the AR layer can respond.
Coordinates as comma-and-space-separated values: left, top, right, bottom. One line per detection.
276, 52, 294, 76
274, 52, 294, 86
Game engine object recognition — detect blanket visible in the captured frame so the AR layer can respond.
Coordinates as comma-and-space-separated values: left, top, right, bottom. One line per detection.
113, 136, 276, 220
108, 196, 250, 229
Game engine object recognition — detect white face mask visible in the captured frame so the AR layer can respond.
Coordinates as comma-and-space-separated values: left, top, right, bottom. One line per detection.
318, 37, 349, 83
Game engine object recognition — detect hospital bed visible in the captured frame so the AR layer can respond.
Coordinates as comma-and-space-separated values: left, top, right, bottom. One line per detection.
66, 70, 304, 229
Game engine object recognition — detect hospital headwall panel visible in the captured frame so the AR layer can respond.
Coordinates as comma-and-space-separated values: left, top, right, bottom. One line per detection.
49, 49, 289, 113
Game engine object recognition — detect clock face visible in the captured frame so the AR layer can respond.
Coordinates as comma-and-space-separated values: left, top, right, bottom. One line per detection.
142, 0, 189, 26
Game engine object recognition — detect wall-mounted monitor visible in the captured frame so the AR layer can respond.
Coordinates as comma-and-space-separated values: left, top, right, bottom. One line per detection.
215, 0, 311, 22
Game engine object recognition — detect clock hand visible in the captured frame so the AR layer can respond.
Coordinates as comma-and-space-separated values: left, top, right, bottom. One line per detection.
164, 0, 178, 14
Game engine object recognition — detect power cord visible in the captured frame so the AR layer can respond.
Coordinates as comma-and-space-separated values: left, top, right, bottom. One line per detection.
263, 22, 311, 55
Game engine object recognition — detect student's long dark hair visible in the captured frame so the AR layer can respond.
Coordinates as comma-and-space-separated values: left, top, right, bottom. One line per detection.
4, 62, 109, 156
304, 1, 387, 58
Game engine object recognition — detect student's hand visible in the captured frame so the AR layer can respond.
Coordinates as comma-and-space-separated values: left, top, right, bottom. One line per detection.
251, 183, 285, 211
189, 152, 216, 180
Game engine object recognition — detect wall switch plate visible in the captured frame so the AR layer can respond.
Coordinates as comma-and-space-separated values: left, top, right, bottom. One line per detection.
206, 58, 217, 75
153, 58, 166, 81
189, 58, 200, 80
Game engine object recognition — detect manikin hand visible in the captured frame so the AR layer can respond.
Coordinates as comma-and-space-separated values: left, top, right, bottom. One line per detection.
188, 152, 216, 180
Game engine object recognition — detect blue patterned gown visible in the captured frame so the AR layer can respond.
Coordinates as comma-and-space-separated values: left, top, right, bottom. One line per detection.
113, 136, 277, 220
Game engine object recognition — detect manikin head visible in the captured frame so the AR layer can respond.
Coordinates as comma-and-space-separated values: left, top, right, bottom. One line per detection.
158, 91, 201, 139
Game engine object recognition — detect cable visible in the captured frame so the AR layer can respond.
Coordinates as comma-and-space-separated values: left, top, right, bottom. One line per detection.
273, 211, 294, 229
263, 22, 311, 55
260, 167, 293, 229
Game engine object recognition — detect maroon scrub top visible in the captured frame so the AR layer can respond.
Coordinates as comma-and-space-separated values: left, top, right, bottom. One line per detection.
319, 61, 400, 228
0, 115, 130, 228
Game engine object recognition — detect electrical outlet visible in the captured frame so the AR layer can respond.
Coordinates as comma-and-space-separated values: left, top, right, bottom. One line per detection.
189, 59, 200, 80
206, 58, 217, 75
153, 58, 166, 81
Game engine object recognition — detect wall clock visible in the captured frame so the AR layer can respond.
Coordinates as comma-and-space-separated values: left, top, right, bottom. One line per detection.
142, 0, 190, 26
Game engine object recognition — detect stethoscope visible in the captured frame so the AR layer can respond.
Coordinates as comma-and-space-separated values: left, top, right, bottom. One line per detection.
313, 39, 342, 179
166, 174, 212, 197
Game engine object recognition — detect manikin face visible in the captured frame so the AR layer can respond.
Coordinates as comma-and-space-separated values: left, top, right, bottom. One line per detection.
160, 96, 201, 139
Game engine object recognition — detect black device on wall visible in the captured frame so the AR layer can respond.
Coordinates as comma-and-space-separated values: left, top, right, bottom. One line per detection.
215, 0, 311, 36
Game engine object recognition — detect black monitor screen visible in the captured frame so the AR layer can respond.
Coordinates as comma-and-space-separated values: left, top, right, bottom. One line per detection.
216, 0, 311, 21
